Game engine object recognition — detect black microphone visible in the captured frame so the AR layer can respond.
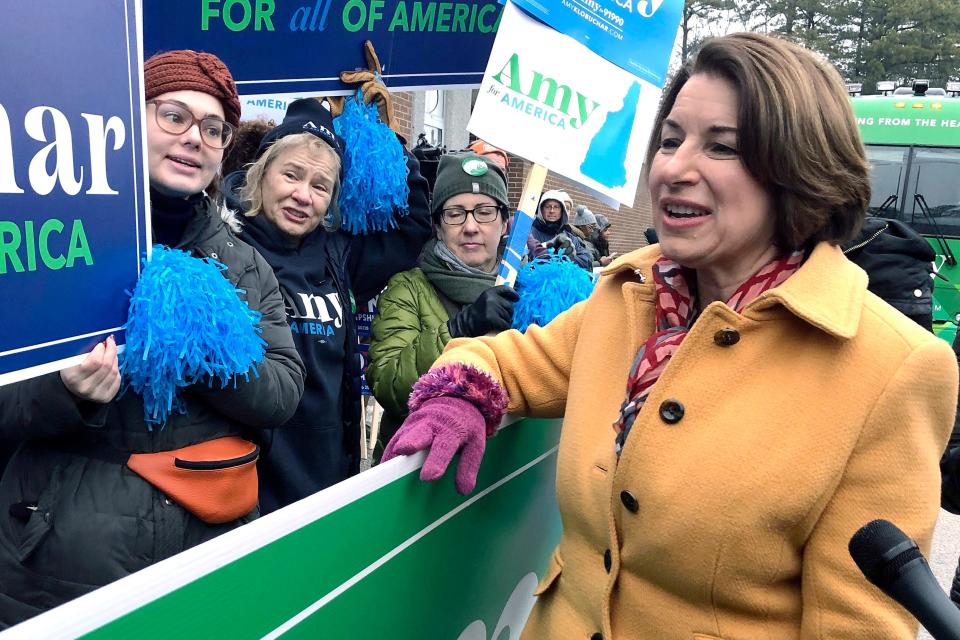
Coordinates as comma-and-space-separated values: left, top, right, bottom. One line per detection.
849, 519, 960, 640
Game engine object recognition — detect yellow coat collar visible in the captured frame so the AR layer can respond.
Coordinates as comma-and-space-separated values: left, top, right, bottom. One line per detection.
603, 241, 866, 339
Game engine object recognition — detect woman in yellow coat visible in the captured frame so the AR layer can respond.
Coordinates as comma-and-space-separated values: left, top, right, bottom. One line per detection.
383, 33, 958, 639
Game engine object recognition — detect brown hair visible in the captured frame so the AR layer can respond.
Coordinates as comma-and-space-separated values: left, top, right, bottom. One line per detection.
241, 133, 341, 228
221, 118, 276, 177
645, 32, 869, 249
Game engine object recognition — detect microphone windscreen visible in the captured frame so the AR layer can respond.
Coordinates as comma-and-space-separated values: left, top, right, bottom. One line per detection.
848, 519, 923, 586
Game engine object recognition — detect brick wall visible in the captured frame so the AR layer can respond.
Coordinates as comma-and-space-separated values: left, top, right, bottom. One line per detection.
392, 91, 415, 144
504, 154, 653, 256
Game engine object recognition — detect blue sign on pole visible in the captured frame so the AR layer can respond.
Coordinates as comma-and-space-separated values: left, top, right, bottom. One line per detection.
143, 0, 504, 95
509, 0, 682, 85
0, 1, 149, 385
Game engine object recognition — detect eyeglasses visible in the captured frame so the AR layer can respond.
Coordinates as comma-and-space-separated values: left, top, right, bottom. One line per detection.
147, 100, 235, 149
440, 205, 503, 225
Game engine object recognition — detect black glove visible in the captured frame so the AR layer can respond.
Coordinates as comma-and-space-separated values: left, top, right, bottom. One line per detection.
543, 234, 576, 259
447, 286, 520, 338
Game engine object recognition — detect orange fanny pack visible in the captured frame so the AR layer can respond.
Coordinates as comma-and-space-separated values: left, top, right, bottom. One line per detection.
127, 436, 260, 524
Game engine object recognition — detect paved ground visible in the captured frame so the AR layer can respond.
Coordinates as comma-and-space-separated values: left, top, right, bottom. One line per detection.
919, 510, 960, 639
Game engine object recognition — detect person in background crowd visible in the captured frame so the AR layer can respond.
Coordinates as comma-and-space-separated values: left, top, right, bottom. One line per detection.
221, 97, 431, 513
572, 204, 595, 233
570, 204, 600, 266
382, 33, 957, 638
644, 225, 659, 245
591, 214, 618, 267
413, 133, 443, 195
0, 50, 305, 628
560, 192, 576, 226
467, 139, 509, 173
842, 217, 935, 331
366, 153, 516, 455
220, 117, 275, 178
940, 330, 960, 605
527, 189, 592, 269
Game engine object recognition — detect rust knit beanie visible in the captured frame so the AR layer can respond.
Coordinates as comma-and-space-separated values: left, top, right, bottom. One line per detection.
144, 50, 241, 128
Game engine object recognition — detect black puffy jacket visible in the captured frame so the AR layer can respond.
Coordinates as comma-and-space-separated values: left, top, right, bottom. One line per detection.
842, 217, 935, 330
940, 332, 960, 605
0, 195, 304, 628
942, 333, 960, 508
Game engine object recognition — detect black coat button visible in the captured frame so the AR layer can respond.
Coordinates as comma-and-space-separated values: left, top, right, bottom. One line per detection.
591, 634, 603, 640
620, 490, 639, 513
659, 399, 684, 424
714, 327, 740, 346
604, 548, 612, 572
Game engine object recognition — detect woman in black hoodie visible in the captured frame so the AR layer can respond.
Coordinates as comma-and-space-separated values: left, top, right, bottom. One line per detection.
222, 98, 431, 513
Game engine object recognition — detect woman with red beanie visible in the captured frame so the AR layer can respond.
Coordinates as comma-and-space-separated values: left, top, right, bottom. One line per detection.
0, 50, 304, 628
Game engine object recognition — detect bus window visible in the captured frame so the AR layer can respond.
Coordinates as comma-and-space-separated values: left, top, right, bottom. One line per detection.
864, 145, 908, 217
905, 147, 960, 237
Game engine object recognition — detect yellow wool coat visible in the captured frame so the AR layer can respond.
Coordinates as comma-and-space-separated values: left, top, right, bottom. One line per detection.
434, 242, 958, 639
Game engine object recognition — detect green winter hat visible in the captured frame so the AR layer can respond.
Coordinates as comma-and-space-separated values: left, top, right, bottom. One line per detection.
430, 152, 509, 220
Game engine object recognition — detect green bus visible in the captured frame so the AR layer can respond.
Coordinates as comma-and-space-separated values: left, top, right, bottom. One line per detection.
851, 88, 960, 344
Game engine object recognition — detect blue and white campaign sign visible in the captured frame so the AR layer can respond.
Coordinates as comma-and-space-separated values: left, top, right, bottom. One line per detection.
468, 1, 671, 206
0, 1, 150, 385
511, 0, 682, 85
240, 93, 320, 123
144, 0, 504, 95
497, 208, 536, 286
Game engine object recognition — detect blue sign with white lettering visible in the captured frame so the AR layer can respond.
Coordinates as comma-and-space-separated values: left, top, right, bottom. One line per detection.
143, 0, 503, 95
509, 0, 682, 85
0, 1, 149, 384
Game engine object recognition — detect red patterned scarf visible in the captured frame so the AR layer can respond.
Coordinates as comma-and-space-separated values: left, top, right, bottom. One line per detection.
613, 251, 804, 456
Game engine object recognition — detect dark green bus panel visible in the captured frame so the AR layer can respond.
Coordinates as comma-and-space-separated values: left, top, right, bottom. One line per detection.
851, 94, 960, 344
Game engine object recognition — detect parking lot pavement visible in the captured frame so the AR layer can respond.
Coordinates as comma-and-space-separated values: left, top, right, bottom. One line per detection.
918, 510, 960, 640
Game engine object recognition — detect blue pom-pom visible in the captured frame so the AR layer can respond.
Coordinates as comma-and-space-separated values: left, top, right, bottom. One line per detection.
119, 246, 266, 427
333, 91, 409, 235
512, 252, 596, 333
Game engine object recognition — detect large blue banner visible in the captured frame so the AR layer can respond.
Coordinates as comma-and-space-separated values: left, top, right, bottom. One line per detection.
0, 1, 149, 385
509, 0, 682, 85
143, 0, 504, 95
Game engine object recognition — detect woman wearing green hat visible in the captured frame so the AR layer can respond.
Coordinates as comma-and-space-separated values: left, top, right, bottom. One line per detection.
367, 152, 517, 453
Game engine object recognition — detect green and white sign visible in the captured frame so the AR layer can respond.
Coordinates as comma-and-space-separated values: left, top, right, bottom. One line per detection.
467, 1, 675, 206
0, 418, 562, 640
852, 95, 960, 146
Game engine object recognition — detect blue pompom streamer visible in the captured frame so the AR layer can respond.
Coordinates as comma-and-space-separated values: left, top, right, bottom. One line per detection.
119, 245, 266, 427
512, 252, 596, 333
334, 90, 409, 235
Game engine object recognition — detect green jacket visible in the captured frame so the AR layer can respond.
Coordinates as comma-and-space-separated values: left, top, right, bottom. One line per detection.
368, 268, 457, 438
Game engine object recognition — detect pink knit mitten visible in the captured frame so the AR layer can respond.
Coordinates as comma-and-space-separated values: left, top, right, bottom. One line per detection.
382, 396, 487, 495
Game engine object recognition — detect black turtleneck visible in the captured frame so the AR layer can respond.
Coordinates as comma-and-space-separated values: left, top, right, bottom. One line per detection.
150, 188, 203, 247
